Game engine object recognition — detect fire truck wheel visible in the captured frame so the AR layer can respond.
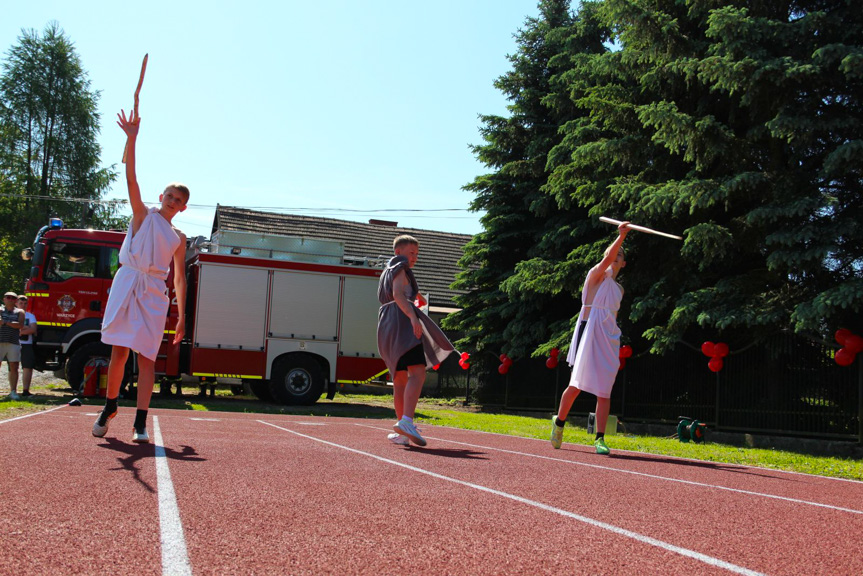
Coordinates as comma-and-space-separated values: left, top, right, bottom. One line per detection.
269, 355, 325, 406
67, 342, 112, 392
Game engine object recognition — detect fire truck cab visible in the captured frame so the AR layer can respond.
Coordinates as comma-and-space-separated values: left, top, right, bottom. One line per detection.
22, 220, 389, 405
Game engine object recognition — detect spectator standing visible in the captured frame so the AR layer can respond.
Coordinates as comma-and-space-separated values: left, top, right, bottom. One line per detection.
18, 295, 37, 397
1, 291, 25, 399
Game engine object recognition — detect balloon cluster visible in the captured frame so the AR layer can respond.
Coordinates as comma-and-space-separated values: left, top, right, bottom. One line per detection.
458, 352, 471, 370
701, 341, 729, 372
834, 329, 863, 366
545, 348, 560, 369
618, 345, 633, 369
498, 353, 513, 375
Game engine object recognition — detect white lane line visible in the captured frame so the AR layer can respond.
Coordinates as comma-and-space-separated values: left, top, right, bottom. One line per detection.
355, 424, 863, 516
434, 423, 863, 485
153, 416, 193, 576
259, 420, 763, 576
0, 405, 66, 424
189, 418, 221, 421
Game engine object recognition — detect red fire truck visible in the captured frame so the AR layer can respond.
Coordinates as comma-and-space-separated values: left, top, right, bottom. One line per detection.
21, 219, 389, 405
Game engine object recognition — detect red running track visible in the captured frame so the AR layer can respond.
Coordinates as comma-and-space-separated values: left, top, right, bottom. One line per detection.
1, 406, 862, 575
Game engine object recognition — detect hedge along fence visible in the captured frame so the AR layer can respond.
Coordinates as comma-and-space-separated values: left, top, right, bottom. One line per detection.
475, 331, 862, 442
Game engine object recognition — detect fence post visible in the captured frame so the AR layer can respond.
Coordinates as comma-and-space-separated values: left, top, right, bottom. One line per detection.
463, 364, 471, 406
715, 370, 721, 429
858, 359, 862, 445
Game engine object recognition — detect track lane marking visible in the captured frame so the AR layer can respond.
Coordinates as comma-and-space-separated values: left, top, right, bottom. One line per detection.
355, 424, 863, 515
432, 423, 863, 485
259, 420, 764, 576
153, 416, 193, 576
0, 405, 66, 424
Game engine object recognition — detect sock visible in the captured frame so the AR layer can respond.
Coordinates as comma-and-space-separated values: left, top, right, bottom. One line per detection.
595, 432, 605, 441
555, 417, 566, 427
401, 416, 413, 424
98, 397, 118, 425
133, 409, 148, 433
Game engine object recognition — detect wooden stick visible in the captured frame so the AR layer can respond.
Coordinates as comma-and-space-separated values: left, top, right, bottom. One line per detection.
122, 53, 148, 164
599, 216, 683, 240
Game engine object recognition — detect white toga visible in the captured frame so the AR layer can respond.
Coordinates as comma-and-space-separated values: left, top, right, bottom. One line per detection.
565, 266, 623, 399
101, 207, 181, 361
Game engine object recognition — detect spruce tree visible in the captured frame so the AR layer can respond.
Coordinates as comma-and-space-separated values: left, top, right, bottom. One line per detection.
444, 0, 580, 363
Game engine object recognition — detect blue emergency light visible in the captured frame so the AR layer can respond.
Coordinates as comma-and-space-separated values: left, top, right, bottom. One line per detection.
49, 218, 63, 229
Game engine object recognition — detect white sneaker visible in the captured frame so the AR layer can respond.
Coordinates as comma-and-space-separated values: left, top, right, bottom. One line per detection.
92, 409, 117, 438
132, 428, 150, 443
387, 432, 409, 446
8, 392, 20, 400
393, 418, 426, 447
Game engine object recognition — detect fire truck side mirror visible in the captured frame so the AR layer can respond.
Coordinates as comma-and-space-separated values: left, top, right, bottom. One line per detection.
21, 247, 34, 261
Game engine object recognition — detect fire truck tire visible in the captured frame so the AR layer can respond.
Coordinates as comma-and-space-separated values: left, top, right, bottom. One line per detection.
67, 342, 112, 392
268, 355, 325, 405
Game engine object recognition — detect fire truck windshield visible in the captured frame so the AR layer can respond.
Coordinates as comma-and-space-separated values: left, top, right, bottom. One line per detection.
44, 244, 99, 282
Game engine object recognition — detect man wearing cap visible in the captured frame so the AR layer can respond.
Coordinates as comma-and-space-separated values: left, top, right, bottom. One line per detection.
1, 291, 25, 400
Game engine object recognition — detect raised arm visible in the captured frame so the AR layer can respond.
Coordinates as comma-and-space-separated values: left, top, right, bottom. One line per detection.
117, 109, 147, 234
171, 232, 187, 345
587, 221, 630, 287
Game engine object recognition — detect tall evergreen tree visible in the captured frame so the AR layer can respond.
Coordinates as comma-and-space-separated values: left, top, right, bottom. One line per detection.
456, 0, 862, 365
444, 0, 583, 363
0, 22, 118, 290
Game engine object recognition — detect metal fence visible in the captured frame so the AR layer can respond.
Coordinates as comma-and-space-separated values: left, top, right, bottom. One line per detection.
466, 332, 862, 442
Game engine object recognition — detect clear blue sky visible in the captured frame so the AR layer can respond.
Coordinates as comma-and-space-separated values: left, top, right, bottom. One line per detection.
2, 1, 542, 239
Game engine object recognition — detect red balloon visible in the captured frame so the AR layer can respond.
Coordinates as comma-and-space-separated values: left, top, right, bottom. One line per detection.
499, 353, 508, 363
701, 342, 715, 357
460, 361, 470, 370
845, 334, 863, 355
503, 357, 513, 367
713, 343, 729, 358
835, 348, 856, 367
432, 364, 440, 371
708, 357, 723, 372
550, 348, 559, 358
619, 345, 633, 359
460, 352, 470, 361
498, 364, 508, 374
546, 357, 558, 369
618, 358, 626, 370
835, 329, 852, 346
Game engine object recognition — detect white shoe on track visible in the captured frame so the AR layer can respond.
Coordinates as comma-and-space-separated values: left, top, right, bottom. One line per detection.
393, 418, 426, 447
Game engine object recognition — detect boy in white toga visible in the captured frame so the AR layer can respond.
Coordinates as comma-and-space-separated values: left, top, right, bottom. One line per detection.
551, 221, 630, 455
92, 108, 188, 443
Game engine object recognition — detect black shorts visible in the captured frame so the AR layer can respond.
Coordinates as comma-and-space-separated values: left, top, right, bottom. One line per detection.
396, 343, 425, 371
20, 344, 35, 369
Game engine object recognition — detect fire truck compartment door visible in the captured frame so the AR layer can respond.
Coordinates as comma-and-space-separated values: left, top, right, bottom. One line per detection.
269, 271, 339, 341
338, 276, 380, 357
194, 264, 268, 349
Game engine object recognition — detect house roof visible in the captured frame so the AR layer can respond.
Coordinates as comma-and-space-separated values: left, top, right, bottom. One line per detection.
212, 206, 472, 310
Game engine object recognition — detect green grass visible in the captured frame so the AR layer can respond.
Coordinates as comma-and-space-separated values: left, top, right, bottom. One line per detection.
3, 387, 862, 481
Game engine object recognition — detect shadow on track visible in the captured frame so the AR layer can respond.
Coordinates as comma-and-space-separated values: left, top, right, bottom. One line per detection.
407, 446, 489, 460
607, 452, 786, 479
97, 438, 207, 492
